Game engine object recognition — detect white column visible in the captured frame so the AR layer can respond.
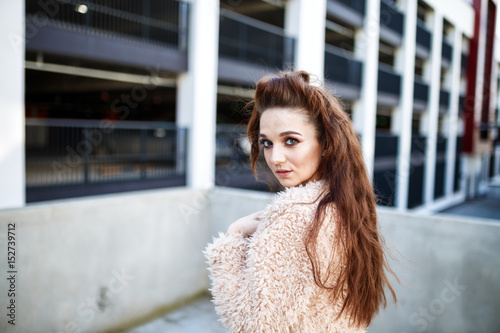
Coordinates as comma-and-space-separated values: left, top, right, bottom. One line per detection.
445, 29, 463, 196
176, 0, 219, 189
284, 0, 327, 81
0, 2, 25, 210
353, 0, 381, 181
394, 0, 417, 211
423, 11, 443, 205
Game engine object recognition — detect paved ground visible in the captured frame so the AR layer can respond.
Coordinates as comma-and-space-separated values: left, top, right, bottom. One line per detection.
125, 295, 227, 333
440, 196, 500, 220
439, 177, 500, 221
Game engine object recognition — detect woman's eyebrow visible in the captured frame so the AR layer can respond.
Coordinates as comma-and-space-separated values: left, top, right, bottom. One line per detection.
259, 131, 303, 138
279, 131, 302, 137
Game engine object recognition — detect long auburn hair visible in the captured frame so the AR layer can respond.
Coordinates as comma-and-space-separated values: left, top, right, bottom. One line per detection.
246, 70, 397, 327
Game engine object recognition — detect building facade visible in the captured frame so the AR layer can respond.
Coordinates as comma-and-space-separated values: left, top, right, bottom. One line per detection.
1, 0, 499, 212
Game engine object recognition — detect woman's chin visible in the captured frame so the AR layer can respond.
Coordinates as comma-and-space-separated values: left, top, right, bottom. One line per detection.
277, 178, 300, 188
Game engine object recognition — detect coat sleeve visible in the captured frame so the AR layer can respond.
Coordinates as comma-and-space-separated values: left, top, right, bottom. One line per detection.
203, 231, 253, 332
204, 206, 322, 333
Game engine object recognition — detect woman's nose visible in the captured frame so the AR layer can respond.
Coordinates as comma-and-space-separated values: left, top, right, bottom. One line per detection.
270, 146, 286, 164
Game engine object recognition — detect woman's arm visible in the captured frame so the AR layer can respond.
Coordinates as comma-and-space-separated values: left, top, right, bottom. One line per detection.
204, 231, 252, 332
204, 207, 322, 332
203, 210, 264, 332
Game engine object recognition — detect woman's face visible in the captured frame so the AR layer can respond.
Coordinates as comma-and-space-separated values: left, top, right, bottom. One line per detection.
259, 107, 322, 187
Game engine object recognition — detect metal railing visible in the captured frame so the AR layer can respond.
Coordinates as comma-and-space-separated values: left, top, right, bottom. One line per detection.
373, 134, 399, 206
442, 40, 453, 62
212, 127, 460, 205
26, 0, 188, 50
414, 78, 429, 102
459, 95, 466, 114
219, 9, 295, 69
434, 137, 447, 199
380, 0, 404, 35
461, 52, 468, 71
215, 124, 249, 171
329, 0, 366, 14
416, 19, 431, 50
408, 135, 426, 208
324, 45, 363, 88
375, 134, 399, 158
26, 118, 187, 201
455, 136, 463, 192
440, 89, 451, 109
372, 133, 459, 208
215, 124, 268, 191
378, 64, 401, 96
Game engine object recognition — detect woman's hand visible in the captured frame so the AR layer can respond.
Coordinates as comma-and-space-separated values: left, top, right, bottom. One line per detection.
227, 210, 265, 237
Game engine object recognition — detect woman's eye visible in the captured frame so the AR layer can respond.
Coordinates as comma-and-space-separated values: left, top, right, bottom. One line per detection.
259, 139, 272, 148
284, 138, 298, 146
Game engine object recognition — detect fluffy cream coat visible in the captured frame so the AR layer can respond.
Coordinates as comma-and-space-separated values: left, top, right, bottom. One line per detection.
204, 180, 367, 332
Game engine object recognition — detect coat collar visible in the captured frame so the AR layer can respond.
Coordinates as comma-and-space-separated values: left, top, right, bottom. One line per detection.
273, 179, 327, 205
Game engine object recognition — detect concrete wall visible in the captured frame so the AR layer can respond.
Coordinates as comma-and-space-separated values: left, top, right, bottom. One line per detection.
369, 208, 500, 333
208, 187, 272, 237
0, 188, 212, 333
1, 187, 499, 332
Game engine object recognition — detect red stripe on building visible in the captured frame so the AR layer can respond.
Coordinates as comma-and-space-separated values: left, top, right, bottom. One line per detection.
463, 0, 482, 153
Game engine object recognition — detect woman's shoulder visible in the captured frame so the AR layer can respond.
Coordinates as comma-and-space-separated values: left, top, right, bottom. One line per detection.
258, 180, 329, 230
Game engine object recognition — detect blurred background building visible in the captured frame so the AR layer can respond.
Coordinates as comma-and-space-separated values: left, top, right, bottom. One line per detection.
0, 0, 499, 212
1, 1, 500, 332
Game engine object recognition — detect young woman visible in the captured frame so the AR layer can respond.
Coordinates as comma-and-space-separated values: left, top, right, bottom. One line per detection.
204, 70, 396, 332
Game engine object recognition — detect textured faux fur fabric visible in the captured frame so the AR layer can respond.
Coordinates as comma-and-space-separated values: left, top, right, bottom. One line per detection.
204, 180, 367, 332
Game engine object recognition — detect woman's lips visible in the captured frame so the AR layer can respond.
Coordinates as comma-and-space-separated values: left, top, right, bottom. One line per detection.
276, 170, 292, 177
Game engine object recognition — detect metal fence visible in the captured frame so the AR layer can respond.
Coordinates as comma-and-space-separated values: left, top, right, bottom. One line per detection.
215, 124, 269, 191
380, 0, 404, 35
26, 119, 186, 202
219, 9, 295, 70
373, 134, 399, 206
440, 89, 451, 110
347, 133, 461, 208
212, 126, 463, 206
459, 95, 466, 114
434, 137, 447, 199
461, 53, 468, 71
455, 136, 463, 192
408, 135, 426, 208
330, 0, 366, 14
414, 78, 429, 102
442, 40, 453, 61
416, 19, 431, 50
26, 0, 188, 50
378, 64, 402, 96
324, 45, 363, 88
